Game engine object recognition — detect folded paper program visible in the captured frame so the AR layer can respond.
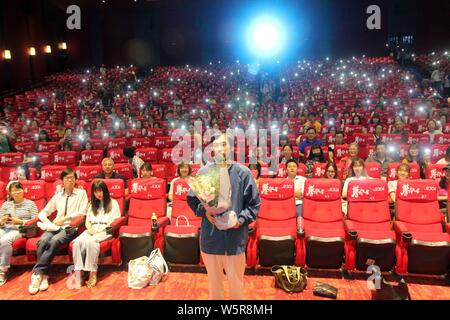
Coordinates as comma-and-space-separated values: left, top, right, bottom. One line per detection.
37, 220, 61, 232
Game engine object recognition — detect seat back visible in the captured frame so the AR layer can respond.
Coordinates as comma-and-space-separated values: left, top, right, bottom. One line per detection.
396, 180, 442, 229
108, 148, 128, 163
91, 178, 125, 213
52, 151, 77, 167
50, 180, 87, 199
171, 178, 198, 224
426, 163, 447, 179
312, 163, 327, 178
41, 165, 66, 199
114, 163, 133, 180
151, 164, 166, 180
386, 162, 421, 181
80, 150, 104, 165
365, 162, 381, 179
38, 142, 59, 153
28, 152, 51, 166
0, 153, 24, 167
21, 180, 46, 211
303, 179, 342, 223
258, 178, 296, 230
75, 165, 102, 182
128, 178, 167, 227
135, 148, 159, 163
347, 179, 390, 224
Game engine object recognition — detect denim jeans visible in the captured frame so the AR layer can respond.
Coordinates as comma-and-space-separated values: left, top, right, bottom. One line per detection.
0, 228, 21, 272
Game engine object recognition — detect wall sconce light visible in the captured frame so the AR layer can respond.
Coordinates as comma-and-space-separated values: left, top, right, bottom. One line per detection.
29, 47, 36, 56
45, 45, 52, 54
3, 50, 12, 60
58, 42, 67, 50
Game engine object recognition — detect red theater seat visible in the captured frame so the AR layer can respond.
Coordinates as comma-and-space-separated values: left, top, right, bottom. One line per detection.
120, 178, 168, 257
365, 162, 382, 179
164, 179, 200, 264
344, 179, 395, 271
41, 165, 66, 199
298, 179, 345, 269
80, 150, 104, 165
247, 179, 297, 267
394, 180, 450, 275
52, 151, 77, 167
75, 165, 102, 182
107, 148, 128, 163
135, 148, 159, 163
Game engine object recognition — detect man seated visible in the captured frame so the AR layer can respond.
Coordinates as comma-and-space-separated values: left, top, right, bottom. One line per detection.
365, 141, 394, 180
28, 168, 88, 295
94, 158, 129, 197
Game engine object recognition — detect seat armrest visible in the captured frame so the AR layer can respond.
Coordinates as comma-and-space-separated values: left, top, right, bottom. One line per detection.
296, 228, 305, 238
445, 223, 450, 235
106, 216, 127, 236
344, 220, 358, 240
24, 217, 39, 226
248, 221, 256, 237
70, 215, 86, 228
394, 221, 409, 235
394, 221, 412, 242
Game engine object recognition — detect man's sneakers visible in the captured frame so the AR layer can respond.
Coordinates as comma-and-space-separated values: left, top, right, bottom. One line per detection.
0, 272, 7, 286
28, 273, 42, 295
40, 275, 49, 291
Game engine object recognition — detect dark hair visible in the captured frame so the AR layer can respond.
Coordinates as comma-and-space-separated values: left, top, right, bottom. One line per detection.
142, 162, 153, 172
248, 163, 261, 179
335, 131, 344, 137
306, 127, 316, 133
38, 130, 50, 142
286, 158, 298, 168
352, 115, 361, 124
307, 144, 326, 162
7, 181, 23, 201
445, 146, 450, 161
349, 157, 366, 177
90, 180, 112, 216
375, 141, 386, 147
123, 147, 135, 158
176, 162, 192, 177
60, 168, 77, 180
62, 140, 73, 151
323, 161, 339, 179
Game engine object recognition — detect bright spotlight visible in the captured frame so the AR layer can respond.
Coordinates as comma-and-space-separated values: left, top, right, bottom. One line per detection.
247, 16, 286, 58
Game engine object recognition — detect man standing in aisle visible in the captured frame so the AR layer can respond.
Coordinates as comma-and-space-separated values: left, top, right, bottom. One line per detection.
187, 132, 260, 300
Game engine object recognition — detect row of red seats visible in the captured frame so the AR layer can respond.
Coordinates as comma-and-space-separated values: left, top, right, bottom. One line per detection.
248, 178, 450, 275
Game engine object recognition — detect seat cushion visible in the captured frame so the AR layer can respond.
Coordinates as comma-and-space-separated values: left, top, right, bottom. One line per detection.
356, 230, 396, 241
119, 225, 152, 235
410, 232, 450, 244
257, 227, 296, 238
349, 221, 392, 232
304, 220, 343, 230
305, 228, 345, 240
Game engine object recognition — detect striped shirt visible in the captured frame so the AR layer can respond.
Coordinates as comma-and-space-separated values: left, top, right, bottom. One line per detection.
0, 199, 38, 229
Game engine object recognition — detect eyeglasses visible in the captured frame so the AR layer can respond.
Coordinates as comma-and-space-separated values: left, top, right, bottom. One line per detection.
10, 190, 24, 194
63, 176, 76, 181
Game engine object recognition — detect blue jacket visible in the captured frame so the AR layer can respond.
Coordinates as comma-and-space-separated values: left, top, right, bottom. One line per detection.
187, 163, 260, 255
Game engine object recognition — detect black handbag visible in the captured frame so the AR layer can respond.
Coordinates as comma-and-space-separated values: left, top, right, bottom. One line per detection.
313, 282, 338, 299
372, 278, 411, 300
18, 224, 38, 238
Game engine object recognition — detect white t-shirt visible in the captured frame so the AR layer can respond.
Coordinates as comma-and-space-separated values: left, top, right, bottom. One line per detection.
86, 198, 121, 233
293, 176, 307, 206
388, 180, 397, 195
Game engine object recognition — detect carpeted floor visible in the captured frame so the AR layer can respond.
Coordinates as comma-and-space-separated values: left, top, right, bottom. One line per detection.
0, 265, 448, 300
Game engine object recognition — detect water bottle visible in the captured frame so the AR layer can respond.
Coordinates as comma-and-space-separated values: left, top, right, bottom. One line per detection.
151, 212, 159, 233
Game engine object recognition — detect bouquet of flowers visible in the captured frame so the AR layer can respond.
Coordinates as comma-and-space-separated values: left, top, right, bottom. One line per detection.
189, 164, 237, 230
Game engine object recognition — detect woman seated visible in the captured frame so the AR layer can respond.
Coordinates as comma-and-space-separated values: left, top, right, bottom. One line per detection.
168, 163, 193, 202
402, 143, 426, 179
72, 180, 121, 288
0, 181, 38, 286
388, 163, 410, 203
436, 146, 450, 165
339, 142, 359, 179
342, 158, 370, 199
323, 161, 341, 183
248, 163, 261, 188
279, 144, 297, 164
305, 144, 328, 178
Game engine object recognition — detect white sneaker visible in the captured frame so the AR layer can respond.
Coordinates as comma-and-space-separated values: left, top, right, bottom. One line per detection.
39, 275, 49, 291
28, 273, 42, 295
0, 272, 7, 286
